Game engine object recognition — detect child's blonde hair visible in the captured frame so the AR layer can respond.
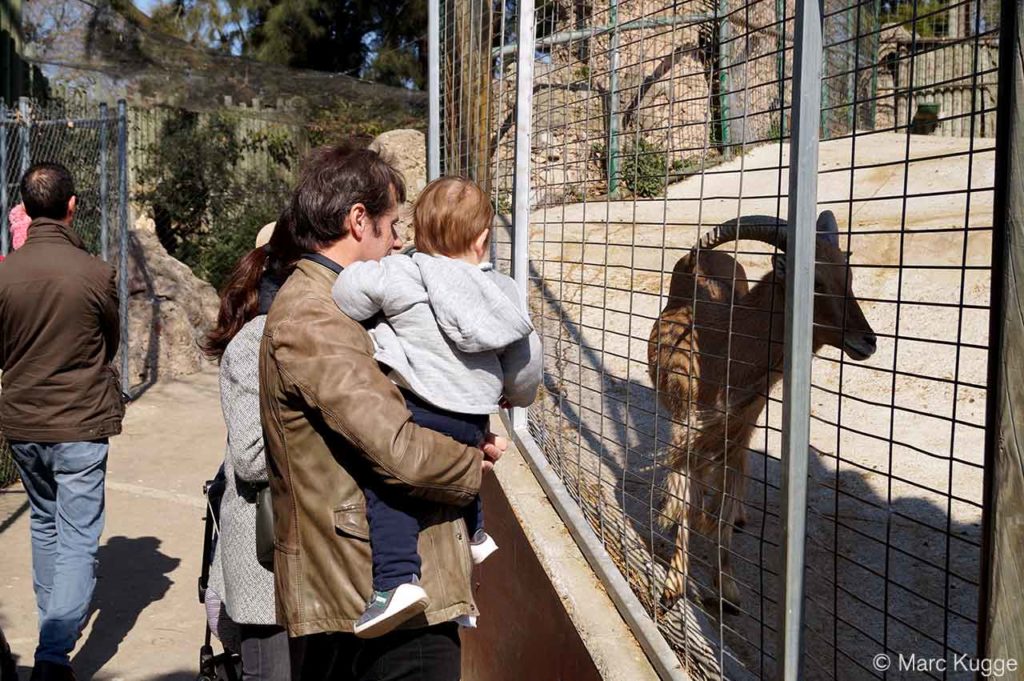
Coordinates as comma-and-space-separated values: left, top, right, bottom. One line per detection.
413, 176, 494, 256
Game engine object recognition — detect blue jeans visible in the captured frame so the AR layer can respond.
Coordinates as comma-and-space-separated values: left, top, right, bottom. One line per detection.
364, 392, 487, 592
10, 440, 108, 665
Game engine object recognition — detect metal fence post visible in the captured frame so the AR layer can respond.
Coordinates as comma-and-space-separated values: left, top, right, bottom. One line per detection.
99, 102, 110, 262
428, 0, 441, 181
717, 0, 731, 158
980, 0, 1023, 661
778, 1, 823, 679
509, 0, 536, 434
1, 99, 8, 256
117, 100, 130, 396
18, 96, 29, 177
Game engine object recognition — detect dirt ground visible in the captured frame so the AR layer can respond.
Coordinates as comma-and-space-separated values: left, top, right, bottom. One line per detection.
0, 370, 224, 680
517, 131, 995, 680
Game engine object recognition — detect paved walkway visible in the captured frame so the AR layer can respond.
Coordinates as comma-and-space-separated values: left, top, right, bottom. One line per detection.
0, 369, 226, 680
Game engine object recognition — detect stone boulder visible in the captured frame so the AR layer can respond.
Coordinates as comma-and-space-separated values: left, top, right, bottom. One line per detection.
370, 129, 427, 242
124, 215, 219, 390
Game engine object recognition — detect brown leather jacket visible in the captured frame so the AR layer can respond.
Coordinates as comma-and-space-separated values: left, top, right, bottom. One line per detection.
0, 218, 123, 443
259, 257, 483, 637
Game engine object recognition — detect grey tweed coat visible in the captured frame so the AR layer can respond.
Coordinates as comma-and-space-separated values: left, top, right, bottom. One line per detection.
209, 315, 275, 625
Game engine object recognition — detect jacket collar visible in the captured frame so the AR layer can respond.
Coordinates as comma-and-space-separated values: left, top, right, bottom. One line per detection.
295, 255, 343, 291
25, 218, 88, 251
301, 253, 344, 275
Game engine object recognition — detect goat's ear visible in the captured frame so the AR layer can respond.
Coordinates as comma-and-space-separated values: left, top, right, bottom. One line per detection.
816, 210, 840, 249
772, 252, 786, 279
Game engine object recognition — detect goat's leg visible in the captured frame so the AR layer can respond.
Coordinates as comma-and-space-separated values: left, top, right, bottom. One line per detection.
712, 448, 750, 613
732, 448, 750, 529
659, 470, 690, 613
714, 484, 742, 613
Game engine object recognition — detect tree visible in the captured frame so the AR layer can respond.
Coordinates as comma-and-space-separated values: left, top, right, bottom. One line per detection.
148, 0, 248, 51
140, 0, 429, 87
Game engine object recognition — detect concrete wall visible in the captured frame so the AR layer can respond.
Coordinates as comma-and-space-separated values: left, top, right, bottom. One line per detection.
461, 432, 659, 681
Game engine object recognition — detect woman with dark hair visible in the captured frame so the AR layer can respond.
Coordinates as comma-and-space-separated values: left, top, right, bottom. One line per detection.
205, 207, 298, 680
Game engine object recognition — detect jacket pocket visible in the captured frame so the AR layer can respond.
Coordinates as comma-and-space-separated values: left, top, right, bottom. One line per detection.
334, 503, 370, 542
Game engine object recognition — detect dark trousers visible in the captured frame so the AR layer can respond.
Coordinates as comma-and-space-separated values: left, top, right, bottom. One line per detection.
363, 391, 488, 592
238, 624, 295, 681
295, 623, 461, 681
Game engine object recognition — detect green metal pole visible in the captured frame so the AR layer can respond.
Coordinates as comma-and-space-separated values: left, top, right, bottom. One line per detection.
870, 0, 880, 129
718, 0, 731, 158
607, 0, 620, 197
847, 5, 855, 133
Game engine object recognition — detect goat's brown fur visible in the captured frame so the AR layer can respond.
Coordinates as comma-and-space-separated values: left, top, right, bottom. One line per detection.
648, 224, 876, 613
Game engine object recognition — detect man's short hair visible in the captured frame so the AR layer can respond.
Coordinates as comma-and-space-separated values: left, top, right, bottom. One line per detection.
414, 177, 494, 257
289, 144, 407, 252
20, 163, 76, 220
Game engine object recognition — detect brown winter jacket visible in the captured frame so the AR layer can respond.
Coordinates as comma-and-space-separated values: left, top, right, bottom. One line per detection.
259, 256, 483, 637
0, 218, 124, 443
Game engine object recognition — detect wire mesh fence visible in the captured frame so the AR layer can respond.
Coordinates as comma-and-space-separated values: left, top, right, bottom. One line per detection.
437, 0, 1000, 678
1, 98, 125, 260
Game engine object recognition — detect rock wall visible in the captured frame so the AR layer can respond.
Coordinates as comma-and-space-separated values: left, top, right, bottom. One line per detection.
124, 214, 219, 391
484, 0, 793, 205
371, 129, 428, 242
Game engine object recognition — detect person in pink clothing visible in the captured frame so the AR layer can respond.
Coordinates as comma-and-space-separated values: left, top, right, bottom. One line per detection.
10, 203, 30, 250
0, 203, 31, 262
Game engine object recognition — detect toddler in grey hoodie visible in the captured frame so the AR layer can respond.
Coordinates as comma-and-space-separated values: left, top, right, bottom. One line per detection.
333, 176, 542, 639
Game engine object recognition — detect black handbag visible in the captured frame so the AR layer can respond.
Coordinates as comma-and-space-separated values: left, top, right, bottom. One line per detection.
254, 484, 274, 572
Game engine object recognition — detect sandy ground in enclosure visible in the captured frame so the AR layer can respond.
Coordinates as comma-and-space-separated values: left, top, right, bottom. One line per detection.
508, 131, 995, 680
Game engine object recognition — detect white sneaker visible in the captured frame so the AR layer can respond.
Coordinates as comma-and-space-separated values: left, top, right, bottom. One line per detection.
353, 577, 430, 639
470, 529, 499, 564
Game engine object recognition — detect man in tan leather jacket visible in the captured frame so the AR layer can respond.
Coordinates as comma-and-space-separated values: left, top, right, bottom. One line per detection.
260, 145, 502, 679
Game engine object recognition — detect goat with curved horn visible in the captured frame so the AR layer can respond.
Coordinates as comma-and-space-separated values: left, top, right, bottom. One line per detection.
648, 210, 877, 614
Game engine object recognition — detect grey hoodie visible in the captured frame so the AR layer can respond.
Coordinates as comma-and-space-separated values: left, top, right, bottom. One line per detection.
333, 253, 542, 415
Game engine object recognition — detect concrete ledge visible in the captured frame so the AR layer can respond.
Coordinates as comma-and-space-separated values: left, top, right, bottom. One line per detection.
462, 422, 660, 681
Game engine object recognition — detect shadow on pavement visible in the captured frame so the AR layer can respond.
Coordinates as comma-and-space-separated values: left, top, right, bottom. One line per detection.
72, 536, 181, 680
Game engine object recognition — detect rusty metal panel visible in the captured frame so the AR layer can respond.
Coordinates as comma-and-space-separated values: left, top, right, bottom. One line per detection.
983, 0, 1024, 660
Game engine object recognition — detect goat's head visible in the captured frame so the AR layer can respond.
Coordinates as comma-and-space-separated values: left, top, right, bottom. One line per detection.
692, 211, 878, 361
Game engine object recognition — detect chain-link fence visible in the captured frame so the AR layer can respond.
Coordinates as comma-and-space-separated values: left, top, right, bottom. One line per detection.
0, 97, 130, 488
436, 0, 1003, 678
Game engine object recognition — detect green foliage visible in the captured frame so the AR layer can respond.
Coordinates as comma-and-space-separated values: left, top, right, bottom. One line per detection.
494, 194, 513, 215
306, 98, 427, 146
572, 66, 591, 83
137, 109, 292, 290
148, 0, 248, 51
145, 0, 429, 88
621, 139, 668, 198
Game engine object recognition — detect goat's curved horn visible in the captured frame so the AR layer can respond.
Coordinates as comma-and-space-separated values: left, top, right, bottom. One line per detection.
816, 210, 840, 248
692, 215, 788, 254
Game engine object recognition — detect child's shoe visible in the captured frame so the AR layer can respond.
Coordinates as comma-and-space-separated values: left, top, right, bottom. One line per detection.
353, 576, 430, 639
470, 529, 499, 564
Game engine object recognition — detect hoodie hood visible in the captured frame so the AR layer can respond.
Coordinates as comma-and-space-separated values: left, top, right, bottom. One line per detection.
411, 252, 533, 353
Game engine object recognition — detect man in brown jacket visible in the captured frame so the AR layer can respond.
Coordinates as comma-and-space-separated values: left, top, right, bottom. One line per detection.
0, 163, 123, 681
260, 146, 503, 680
